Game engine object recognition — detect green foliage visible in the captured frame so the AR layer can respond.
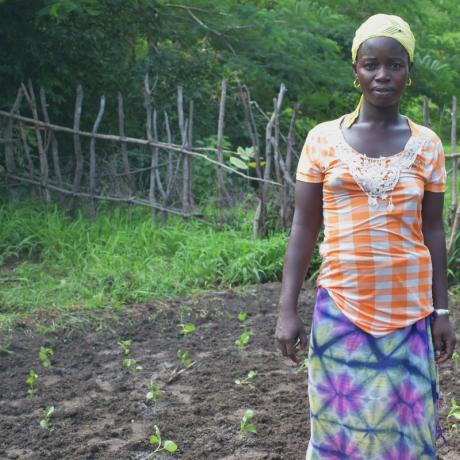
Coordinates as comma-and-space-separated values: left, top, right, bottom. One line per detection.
177, 350, 192, 368
118, 339, 132, 355
234, 370, 257, 388
26, 370, 38, 395
239, 409, 257, 436
0, 202, 294, 326
178, 322, 196, 337
40, 405, 55, 430
235, 328, 252, 350
149, 425, 178, 455
38, 346, 54, 369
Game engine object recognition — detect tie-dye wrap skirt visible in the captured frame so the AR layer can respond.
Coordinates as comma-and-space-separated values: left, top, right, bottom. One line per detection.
306, 287, 441, 460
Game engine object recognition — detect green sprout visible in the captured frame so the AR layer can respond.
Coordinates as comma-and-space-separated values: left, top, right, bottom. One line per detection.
237, 311, 248, 323
235, 329, 252, 350
40, 405, 55, 430
39, 346, 54, 369
118, 339, 132, 355
447, 398, 460, 433
234, 370, 257, 389
122, 358, 142, 370
148, 425, 178, 456
178, 322, 196, 337
177, 350, 192, 368
26, 370, 38, 395
452, 351, 459, 362
146, 381, 161, 402
239, 409, 257, 437
297, 357, 309, 373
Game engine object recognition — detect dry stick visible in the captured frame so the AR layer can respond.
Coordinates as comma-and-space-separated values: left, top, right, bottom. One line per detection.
72, 85, 84, 210
151, 109, 165, 223
0, 111, 280, 186
22, 80, 50, 202
144, 74, 158, 222
89, 95, 106, 219
118, 92, 134, 194
216, 79, 231, 215
177, 86, 192, 216
450, 96, 457, 223
164, 111, 182, 208
3, 88, 23, 202
423, 96, 431, 128
183, 99, 194, 214
238, 82, 261, 178
5, 173, 209, 222
19, 122, 35, 179
40, 87, 63, 187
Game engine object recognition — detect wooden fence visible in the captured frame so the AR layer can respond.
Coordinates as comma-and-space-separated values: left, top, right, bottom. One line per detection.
1, 80, 460, 250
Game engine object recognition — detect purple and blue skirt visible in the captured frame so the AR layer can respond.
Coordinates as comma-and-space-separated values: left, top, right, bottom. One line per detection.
306, 287, 441, 460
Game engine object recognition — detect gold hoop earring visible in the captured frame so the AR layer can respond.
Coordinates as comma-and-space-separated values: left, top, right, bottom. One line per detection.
353, 78, 361, 89
407, 78, 412, 87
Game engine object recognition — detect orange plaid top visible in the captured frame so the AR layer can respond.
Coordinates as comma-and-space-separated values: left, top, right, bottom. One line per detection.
296, 116, 446, 336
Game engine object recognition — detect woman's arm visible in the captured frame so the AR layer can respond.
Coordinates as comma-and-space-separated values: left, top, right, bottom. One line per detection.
422, 190, 456, 363
275, 181, 323, 363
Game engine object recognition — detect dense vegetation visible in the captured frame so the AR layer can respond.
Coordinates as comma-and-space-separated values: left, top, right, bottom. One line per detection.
2, 0, 460, 327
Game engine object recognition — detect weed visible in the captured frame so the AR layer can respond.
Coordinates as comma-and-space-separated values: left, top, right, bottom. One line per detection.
234, 370, 257, 389
122, 358, 142, 370
118, 339, 132, 355
39, 346, 54, 369
235, 329, 252, 350
239, 409, 257, 437
297, 357, 309, 373
146, 381, 161, 402
148, 425, 177, 456
26, 370, 38, 395
452, 351, 459, 362
177, 350, 192, 368
237, 311, 248, 323
40, 405, 54, 430
178, 322, 196, 337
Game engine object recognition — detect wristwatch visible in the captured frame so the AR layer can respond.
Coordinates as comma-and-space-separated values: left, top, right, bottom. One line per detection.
433, 309, 450, 317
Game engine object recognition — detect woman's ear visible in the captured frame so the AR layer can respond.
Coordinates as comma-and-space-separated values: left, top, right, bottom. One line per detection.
352, 63, 357, 77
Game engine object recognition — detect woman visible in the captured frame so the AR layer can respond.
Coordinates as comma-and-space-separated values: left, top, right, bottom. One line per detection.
275, 14, 456, 459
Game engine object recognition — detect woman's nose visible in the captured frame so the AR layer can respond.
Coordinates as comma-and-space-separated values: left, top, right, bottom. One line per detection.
375, 66, 390, 81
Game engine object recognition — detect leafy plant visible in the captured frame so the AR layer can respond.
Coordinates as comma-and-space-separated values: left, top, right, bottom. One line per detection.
177, 350, 192, 368
148, 425, 177, 455
39, 346, 54, 369
235, 329, 252, 350
239, 409, 257, 437
146, 381, 161, 402
237, 311, 248, 323
122, 358, 141, 370
234, 370, 257, 389
447, 398, 460, 433
40, 405, 55, 430
26, 370, 38, 395
178, 322, 196, 337
118, 339, 132, 355
297, 357, 309, 373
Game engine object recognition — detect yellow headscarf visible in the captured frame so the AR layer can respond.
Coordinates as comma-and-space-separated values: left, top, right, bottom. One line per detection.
344, 14, 415, 128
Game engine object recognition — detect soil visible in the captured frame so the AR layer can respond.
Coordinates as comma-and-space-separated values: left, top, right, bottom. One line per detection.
0, 283, 459, 460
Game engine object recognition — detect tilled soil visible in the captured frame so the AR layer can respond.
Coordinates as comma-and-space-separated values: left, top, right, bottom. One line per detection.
0, 283, 459, 460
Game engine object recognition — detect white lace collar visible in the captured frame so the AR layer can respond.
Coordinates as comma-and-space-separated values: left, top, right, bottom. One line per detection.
334, 117, 425, 211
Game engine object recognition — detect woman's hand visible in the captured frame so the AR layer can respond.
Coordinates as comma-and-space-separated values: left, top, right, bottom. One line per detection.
275, 309, 308, 363
431, 315, 456, 364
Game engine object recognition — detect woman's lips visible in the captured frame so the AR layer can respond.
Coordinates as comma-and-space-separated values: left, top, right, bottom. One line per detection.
372, 87, 394, 94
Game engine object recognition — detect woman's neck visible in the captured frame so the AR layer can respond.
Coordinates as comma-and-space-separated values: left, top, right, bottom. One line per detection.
358, 99, 403, 126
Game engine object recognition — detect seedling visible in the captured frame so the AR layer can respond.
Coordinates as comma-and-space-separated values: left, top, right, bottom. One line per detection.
235, 370, 257, 389
178, 322, 196, 337
26, 370, 38, 395
148, 425, 177, 456
118, 339, 132, 355
452, 351, 459, 362
237, 311, 248, 323
146, 381, 161, 402
122, 358, 142, 371
239, 409, 257, 437
40, 405, 54, 430
39, 346, 54, 369
177, 350, 192, 368
297, 357, 309, 373
447, 398, 460, 433
235, 329, 252, 350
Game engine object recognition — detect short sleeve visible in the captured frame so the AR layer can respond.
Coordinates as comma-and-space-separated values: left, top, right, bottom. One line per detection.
296, 130, 325, 183
425, 138, 446, 193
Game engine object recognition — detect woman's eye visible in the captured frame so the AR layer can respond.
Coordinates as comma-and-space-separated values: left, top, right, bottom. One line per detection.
364, 63, 375, 70
392, 63, 402, 70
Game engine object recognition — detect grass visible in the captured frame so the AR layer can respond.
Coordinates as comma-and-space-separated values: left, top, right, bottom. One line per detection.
0, 201, 289, 330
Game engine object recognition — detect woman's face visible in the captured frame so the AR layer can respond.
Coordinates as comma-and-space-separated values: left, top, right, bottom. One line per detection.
352, 36, 411, 108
